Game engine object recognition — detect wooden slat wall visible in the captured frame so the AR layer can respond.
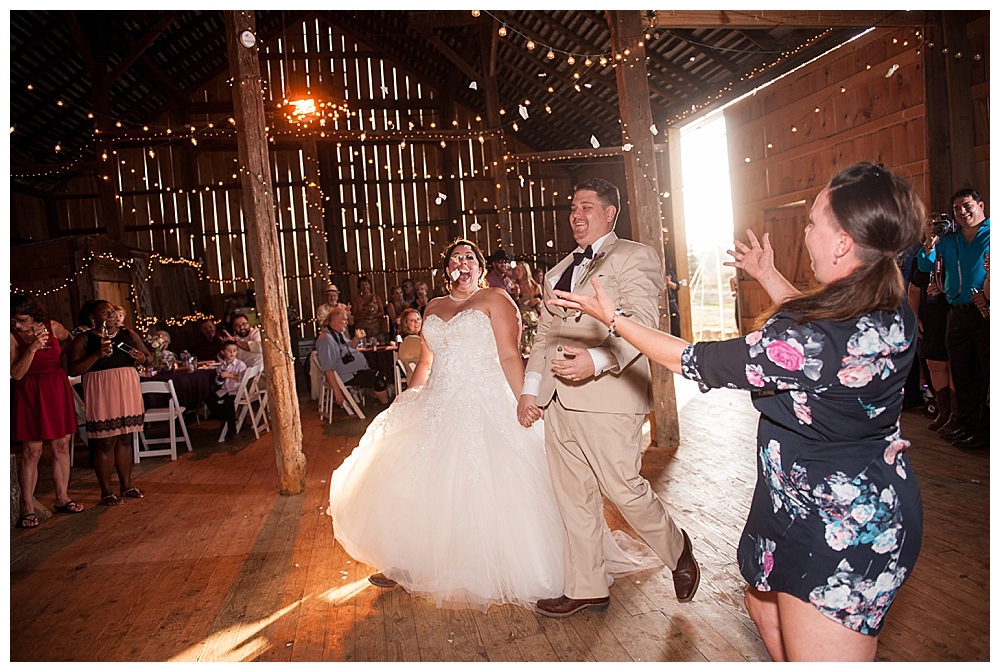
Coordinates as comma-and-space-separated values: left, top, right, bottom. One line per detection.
38, 16, 573, 338
725, 27, 929, 334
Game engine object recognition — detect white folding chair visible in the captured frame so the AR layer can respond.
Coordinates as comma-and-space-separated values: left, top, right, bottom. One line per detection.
234, 364, 270, 439
394, 354, 410, 397
67, 375, 88, 468
319, 370, 366, 422
135, 379, 192, 463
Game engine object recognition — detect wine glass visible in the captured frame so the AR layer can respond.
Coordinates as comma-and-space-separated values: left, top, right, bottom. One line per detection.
34, 324, 52, 349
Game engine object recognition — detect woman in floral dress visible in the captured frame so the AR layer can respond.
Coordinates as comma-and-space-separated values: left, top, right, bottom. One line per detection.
551, 162, 923, 661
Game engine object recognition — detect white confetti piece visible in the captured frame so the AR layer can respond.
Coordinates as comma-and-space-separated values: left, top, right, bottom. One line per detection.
885, 63, 899, 77
450, 269, 461, 281
650, 123, 658, 135
546, 240, 554, 247
584, 82, 592, 88
438, 192, 447, 201
380, 85, 389, 95
622, 143, 633, 152
518, 104, 529, 119
590, 135, 600, 148
470, 222, 482, 231
519, 176, 525, 187
469, 81, 478, 90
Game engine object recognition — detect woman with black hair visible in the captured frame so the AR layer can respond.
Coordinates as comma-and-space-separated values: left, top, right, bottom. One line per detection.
552, 163, 924, 660
11, 295, 81, 527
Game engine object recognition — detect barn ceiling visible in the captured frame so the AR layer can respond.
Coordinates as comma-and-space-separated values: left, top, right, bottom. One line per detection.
9, 10, 930, 194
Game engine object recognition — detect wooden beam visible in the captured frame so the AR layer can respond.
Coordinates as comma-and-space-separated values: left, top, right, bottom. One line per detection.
664, 28, 744, 73
647, 10, 932, 29
411, 26, 483, 84
608, 10, 679, 450
225, 10, 306, 496
943, 11, 977, 192
922, 21, 952, 211
477, 15, 513, 253
106, 13, 177, 86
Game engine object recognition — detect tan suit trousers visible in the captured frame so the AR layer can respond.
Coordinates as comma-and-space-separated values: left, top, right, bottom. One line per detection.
545, 395, 686, 599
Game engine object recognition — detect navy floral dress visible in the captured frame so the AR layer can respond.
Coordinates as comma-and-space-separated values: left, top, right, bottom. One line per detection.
681, 307, 922, 635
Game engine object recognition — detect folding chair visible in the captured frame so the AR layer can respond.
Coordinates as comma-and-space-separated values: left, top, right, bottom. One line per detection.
135, 379, 192, 462
67, 375, 88, 468
394, 354, 412, 397
234, 364, 270, 439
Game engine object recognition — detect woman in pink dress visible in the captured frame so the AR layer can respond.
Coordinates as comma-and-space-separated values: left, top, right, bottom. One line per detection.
11, 295, 81, 527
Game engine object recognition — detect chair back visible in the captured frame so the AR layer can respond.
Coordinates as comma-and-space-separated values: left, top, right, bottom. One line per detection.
237, 364, 262, 401
139, 379, 181, 410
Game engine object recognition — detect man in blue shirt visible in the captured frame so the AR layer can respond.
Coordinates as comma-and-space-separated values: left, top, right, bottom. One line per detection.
317, 306, 389, 407
916, 188, 990, 449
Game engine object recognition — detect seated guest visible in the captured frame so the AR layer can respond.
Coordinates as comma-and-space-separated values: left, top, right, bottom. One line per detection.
396, 308, 423, 375
316, 283, 348, 328
222, 313, 262, 369
385, 285, 408, 336
192, 318, 226, 362
410, 281, 431, 316
317, 306, 389, 407
213, 340, 247, 441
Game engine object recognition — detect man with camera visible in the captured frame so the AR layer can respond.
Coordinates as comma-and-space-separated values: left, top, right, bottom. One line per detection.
317, 306, 389, 407
916, 188, 990, 450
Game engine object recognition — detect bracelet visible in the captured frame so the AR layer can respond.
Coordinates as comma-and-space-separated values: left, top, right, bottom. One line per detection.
608, 308, 627, 337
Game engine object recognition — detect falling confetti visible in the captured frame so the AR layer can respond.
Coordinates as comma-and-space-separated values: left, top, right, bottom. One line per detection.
519, 176, 525, 187
584, 82, 592, 88
470, 222, 481, 231
438, 192, 447, 201
650, 124, 659, 135
622, 143, 633, 152
590, 135, 600, 148
546, 240, 554, 247
380, 85, 389, 95
469, 81, 478, 90
518, 104, 529, 119
885, 63, 900, 77
450, 269, 461, 281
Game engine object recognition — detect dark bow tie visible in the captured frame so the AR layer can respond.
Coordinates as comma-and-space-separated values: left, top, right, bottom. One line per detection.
572, 245, 594, 266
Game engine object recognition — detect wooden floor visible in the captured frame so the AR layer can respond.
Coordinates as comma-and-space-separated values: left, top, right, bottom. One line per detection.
9, 377, 989, 662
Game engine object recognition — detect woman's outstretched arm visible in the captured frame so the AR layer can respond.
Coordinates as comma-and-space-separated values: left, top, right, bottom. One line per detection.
726, 229, 800, 305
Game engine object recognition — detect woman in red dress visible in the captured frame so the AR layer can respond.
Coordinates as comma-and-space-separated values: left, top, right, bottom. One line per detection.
68, 300, 150, 506
10, 295, 81, 528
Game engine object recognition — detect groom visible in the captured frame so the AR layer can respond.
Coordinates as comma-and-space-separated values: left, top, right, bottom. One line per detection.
517, 178, 699, 617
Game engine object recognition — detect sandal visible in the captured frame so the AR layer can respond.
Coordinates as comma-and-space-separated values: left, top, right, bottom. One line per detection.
101, 493, 123, 506
121, 487, 144, 499
17, 513, 39, 528
54, 500, 85, 514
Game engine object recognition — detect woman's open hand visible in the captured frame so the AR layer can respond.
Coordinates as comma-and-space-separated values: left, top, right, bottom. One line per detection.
549, 277, 615, 326
726, 229, 776, 282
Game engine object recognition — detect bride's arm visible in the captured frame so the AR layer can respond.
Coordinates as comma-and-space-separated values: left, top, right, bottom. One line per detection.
407, 337, 433, 389
487, 289, 526, 399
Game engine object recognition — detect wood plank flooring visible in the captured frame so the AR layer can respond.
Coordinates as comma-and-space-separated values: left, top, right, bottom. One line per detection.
9, 376, 989, 661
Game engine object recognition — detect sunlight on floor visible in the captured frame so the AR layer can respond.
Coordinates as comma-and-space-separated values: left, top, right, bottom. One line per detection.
319, 578, 371, 604
168, 598, 304, 662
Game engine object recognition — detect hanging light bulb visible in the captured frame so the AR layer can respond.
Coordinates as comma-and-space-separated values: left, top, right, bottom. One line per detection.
584, 57, 593, 67
498, 25, 507, 37
567, 55, 575, 65
526, 40, 535, 50
471, 9, 480, 17
546, 50, 555, 60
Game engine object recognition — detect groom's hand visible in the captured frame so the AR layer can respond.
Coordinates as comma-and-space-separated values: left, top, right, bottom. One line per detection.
517, 394, 543, 427
551, 347, 595, 382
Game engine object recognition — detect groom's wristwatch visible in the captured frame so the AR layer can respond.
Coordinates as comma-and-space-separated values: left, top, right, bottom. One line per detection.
609, 308, 628, 337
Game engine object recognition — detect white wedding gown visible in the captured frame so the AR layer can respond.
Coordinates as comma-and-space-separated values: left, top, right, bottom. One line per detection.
328, 308, 661, 611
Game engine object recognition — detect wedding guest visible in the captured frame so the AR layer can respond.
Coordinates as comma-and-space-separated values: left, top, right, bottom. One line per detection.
396, 308, 423, 375
192, 318, 226, 362
385, 285, 408, 334
316, 283, 348, 328
551, 162, 924, 661
485, 249, 516, 297
401, 277, 417, 305
350, 276, 386, 340
68, 300, 150, 506
513, 261, 542, 312
317, 306, 389, 407
70, 300, 98, 339
213, 340, 247, 441
11, 295, 82, 527
221, 313, 262, 370
410, 281, 431, 316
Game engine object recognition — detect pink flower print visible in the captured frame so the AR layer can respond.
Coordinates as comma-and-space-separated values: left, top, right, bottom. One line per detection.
745, 363, 766, 387
883, 439, 909, 466
765, 339, 805, 371
791, 391, 813, 425
745, 330, 763, 346
762, 551, 774, 577
838, 361, 876, 388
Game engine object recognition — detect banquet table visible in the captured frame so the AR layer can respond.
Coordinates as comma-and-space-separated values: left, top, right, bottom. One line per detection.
143, 367, 218, 410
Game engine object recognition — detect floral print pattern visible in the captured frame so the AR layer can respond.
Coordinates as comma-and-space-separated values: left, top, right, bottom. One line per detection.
683, 307, 920, 635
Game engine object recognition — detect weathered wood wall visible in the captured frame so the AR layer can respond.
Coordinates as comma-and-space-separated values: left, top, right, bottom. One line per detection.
10, 16, 574, 338
725, 27, 932, 334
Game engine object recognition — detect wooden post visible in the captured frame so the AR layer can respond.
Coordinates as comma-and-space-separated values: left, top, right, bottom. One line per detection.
301, 139, 332, 295
608, 10, 679, 450
477, 16, 514, 254
225, 10, 306, 495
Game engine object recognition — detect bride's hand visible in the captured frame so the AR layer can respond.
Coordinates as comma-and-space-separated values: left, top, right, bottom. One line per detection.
725, 229, 776, 282
549, 277, 615, 326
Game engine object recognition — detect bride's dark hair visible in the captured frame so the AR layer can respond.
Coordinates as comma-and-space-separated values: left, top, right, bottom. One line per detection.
440, 239, 488, 289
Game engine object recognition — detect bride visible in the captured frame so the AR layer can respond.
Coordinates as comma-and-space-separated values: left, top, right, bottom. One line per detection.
328, 239, 659, 611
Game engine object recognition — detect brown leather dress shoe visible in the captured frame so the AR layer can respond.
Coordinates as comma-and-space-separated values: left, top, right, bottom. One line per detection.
672, 529, 700, 603
535, 594, 611, 618
368, 572, 397, 588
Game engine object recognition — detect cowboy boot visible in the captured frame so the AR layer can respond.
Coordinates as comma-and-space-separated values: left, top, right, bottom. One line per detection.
927, 388, 951, 431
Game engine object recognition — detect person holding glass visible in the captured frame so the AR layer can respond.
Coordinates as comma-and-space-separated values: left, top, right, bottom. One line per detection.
11, 295, 82, 527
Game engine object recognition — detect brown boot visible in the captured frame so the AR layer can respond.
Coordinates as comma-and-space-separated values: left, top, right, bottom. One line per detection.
927, 388, 952, 431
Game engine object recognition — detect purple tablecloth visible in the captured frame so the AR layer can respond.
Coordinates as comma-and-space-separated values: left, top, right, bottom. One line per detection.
144, 368, 218, 410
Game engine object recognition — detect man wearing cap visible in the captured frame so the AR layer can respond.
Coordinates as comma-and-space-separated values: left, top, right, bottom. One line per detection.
316, 283, 349, 329
485, 249, 516, 298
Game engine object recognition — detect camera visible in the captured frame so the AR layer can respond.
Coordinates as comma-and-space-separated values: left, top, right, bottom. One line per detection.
341, 352, 355, 365
931, 213, 957, 237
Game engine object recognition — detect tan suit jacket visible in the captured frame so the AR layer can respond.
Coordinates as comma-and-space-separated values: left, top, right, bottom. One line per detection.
526, 233, 663, 413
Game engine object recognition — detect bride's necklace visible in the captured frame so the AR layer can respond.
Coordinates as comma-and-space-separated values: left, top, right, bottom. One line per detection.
448, 286, 481, 302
